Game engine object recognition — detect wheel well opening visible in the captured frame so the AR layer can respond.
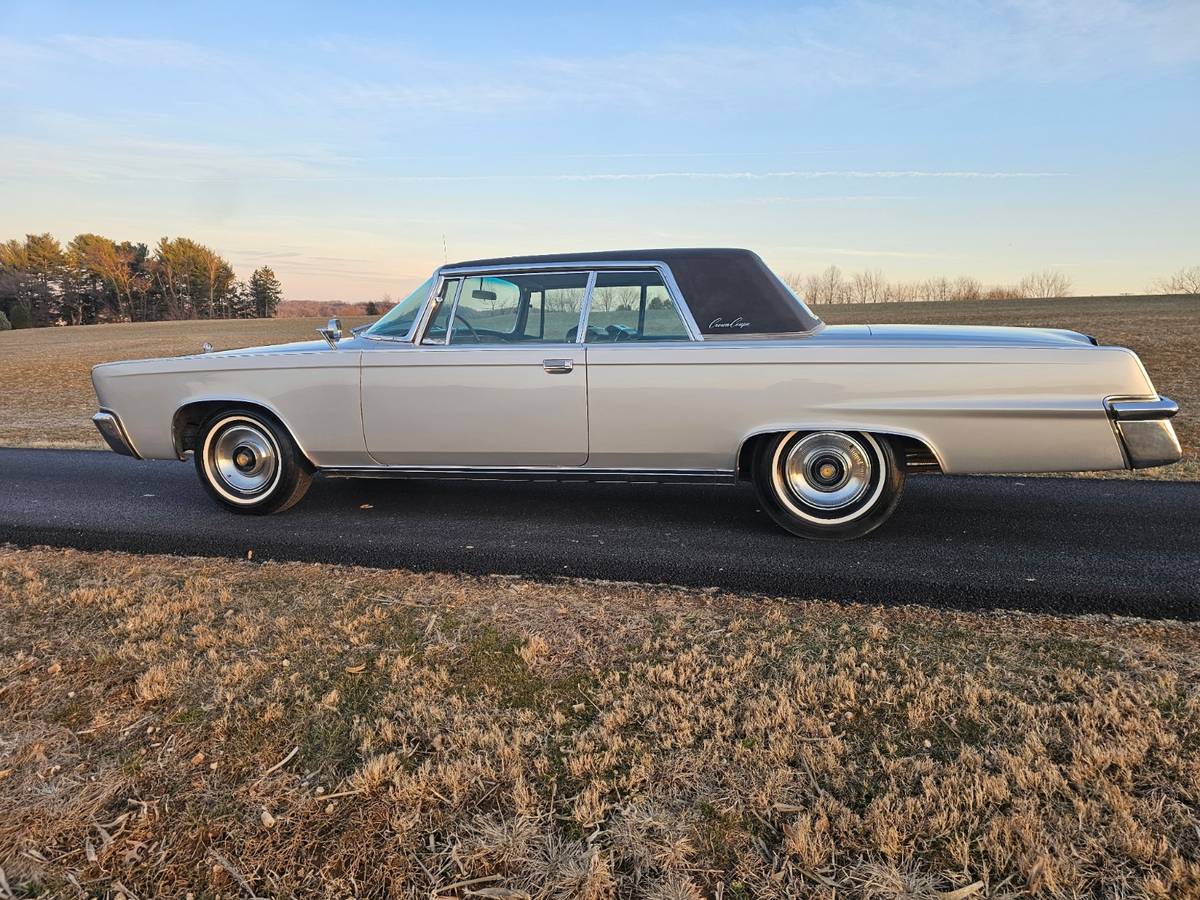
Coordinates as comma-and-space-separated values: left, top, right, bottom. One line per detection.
173, 401, 296, 459
736, 430, 941, 480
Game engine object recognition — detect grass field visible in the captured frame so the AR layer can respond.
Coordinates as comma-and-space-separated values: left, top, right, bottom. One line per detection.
2, 546, 1197, 897
0, 295, 1194, 477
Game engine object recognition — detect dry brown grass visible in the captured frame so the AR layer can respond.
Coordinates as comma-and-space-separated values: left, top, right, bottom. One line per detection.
0, 297, 1194, 479
2, 546, 1197, 897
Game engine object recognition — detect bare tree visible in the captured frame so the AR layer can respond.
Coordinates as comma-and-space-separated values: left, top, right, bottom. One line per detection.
983, 284, 1021, 300
1018, 269, 1073, 299
783, 271, 808, 297
591, 286, 619, 313
921, 277, 952, 302
804, 265, 847, 304
849, 268, 887, 303
1150, 265, 1200, 294
950, 276, 983, 301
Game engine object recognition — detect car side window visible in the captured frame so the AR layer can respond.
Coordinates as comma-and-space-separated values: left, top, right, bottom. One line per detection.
448, 272, 588, 345
364, 276, 434, 338
421, 278, 461, 345
584, 271, 691, 342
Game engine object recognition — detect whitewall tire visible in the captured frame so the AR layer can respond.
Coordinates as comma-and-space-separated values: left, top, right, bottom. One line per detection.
194, 409, 312, 515
753, 431, 904, 540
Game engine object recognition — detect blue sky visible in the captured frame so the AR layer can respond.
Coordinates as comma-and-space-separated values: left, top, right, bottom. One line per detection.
1, 0, 1197, 300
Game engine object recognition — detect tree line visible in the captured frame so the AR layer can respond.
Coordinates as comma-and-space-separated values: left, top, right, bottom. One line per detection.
0, 233, 283, 329
784, 266, 1076, 304
786, 264, 1200, 304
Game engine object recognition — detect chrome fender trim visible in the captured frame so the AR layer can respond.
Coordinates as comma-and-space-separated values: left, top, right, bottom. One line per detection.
1105, 396, 1182, 469
1106, 396, 1179, 421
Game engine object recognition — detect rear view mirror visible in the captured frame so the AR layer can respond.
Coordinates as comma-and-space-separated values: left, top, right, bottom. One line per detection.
472, 289, 497, 303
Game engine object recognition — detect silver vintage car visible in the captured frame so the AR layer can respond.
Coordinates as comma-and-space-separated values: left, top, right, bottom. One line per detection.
91, 248, 1180, 539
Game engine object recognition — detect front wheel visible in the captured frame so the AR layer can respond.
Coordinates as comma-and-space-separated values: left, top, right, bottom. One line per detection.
194, 409, 312, 514
753, 431, 904, 540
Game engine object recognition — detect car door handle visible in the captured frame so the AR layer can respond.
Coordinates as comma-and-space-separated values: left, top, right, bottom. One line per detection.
542, 358, 574, 374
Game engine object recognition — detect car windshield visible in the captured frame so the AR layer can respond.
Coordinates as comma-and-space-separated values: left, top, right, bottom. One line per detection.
364, 277, 434, 338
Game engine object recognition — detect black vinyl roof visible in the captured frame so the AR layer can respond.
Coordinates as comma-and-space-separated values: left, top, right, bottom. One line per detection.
446, 248, 821, 335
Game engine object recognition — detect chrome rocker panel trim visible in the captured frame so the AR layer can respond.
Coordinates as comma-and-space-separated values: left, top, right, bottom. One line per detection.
1105, 395, 1182, 469
319, 465, 736, 484
92, 410, 141, 459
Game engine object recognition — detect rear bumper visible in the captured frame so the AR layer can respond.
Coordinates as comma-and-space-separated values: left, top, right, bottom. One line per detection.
1106, 397, 1181, 469
92, 410, 141, 459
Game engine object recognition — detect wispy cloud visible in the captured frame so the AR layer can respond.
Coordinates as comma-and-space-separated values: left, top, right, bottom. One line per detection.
541, 171, 1067, 182
738, 195, 922, 205
0, 134, 340, 183
6, 3, 1197, 124
302, 2, 1200, 116
50, 34, 222, 68
0, 137, 1071, 186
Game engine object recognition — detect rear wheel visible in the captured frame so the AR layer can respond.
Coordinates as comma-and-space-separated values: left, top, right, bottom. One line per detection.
753, 431, 904, 540
194, 409, 311, 514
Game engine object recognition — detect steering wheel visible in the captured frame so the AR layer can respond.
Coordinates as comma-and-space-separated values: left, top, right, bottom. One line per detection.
453, 311, 481, 343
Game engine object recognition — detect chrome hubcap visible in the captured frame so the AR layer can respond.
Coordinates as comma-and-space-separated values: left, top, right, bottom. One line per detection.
210, 422, 278, 495
783, 432, 872, 510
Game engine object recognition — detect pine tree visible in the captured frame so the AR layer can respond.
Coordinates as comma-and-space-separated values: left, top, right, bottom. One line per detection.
249, 266, 283, 318
9, 302, 32, 329
228, 280, 256, 318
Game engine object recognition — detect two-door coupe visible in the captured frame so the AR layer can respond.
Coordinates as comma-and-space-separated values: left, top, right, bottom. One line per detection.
91, 248, 1181, 539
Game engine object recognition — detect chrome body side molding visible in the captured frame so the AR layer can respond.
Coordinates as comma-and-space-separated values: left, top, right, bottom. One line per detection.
318, 465, 736, 484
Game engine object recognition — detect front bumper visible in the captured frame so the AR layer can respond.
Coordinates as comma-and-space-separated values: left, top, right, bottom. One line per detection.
92, 410, 141, 459
1106, 396, 1181, 469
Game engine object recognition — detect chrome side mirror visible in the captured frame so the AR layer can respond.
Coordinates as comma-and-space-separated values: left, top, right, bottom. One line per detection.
318, 317, 343, 349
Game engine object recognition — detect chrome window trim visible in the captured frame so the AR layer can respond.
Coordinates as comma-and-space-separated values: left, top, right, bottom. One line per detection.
421, 277, 464, 346
575, 271, 598, 344
655, 262, 704, 341
581, 265, 701, 344
442, 259, 666, 276
363, 259, 721, 347
360, 269, 441, 344
412, 273, 459, 345
416, 268, 596, 347
438, 259, 705, 343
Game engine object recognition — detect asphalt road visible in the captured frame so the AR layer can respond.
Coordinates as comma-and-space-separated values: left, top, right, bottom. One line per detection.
1, 448, 1197, 619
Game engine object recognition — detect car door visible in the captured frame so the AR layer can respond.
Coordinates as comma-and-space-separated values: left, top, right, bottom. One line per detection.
360, 271, 591, 466
579, 268, 730, 470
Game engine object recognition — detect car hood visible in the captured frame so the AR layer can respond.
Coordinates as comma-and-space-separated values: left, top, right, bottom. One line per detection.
838, 323, 1096, 348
